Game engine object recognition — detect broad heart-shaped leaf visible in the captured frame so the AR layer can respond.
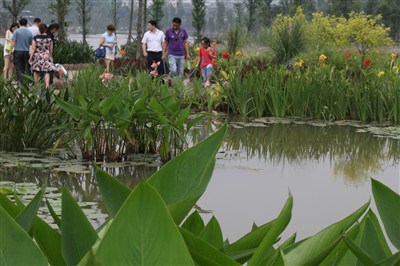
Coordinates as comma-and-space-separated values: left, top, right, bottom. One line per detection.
147, 123, 227, 224
199, 216, 224, 250
180, 227, 241, 266
61, 189, 98, 266
284, 201, 369, 266
15, 189, 43, 232
0, 207, 48, 265
55, 97, 81, 120
93, 163, 131, 217
371, 178, 400, 249
248, 192, 293, 265
93, 182, 194, 265
182, 210, 206, 236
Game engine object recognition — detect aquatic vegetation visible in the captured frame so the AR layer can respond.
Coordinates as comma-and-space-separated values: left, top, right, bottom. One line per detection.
0, 125, 399, 265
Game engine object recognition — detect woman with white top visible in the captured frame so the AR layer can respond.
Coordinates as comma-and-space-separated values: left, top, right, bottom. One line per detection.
3, 23, 19, 80
99, 24, 117, 73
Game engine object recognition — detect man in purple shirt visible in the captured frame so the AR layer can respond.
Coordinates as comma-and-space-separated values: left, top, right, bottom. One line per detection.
162, 17, 190, 77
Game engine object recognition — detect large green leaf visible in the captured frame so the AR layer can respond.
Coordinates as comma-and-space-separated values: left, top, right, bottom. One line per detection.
199, 216, 224, 250
147, 124, 227, 224
371, 178, 400, 249
376, 252, 400, 266
55, 97, 81, 120
359, 210, 392, 260
61, 189, 98, 265
15, 189, 43, 232
343, 235, 375, 265
94, 182, 194, 265
0, 207, 48, 265
224, 219, 276, 263
180, 227, 241, 266
33, 217, 66, 266
0, 194, 65, 265
248, 192, 293, 265
319, 223, 360, 266
284, 201, 369, 265
93, 164, 131, 217
181, 210, 206, 236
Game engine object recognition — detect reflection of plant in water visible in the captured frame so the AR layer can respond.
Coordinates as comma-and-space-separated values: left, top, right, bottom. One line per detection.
224, 123, 399, 183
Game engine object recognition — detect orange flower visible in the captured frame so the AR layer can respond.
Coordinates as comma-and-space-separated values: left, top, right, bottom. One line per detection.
212, 41, 217, 46
120, 49, 125, 55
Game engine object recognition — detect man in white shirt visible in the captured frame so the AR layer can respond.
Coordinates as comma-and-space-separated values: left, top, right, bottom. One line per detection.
28, 18, 41, 37
142, 20, 166, 75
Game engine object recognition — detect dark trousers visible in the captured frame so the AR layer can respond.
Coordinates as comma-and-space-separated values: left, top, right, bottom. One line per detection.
13, 50, 30, 83
147, 51, 165, 75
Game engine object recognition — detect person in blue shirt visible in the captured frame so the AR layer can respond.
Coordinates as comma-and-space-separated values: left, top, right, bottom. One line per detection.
99, 24, 117, 73
10, 18, 33, 83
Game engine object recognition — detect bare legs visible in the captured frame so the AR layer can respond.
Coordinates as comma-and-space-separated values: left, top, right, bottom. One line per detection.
33, 72, 50, 88
3, 56, 14, 80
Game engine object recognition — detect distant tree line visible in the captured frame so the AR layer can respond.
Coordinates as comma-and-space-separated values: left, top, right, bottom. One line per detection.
1, 0, 399, 42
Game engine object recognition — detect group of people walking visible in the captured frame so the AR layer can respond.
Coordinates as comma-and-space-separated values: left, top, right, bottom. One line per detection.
3, 16, 216, 87
103, 17, 217, 87
3, 17, 64, 87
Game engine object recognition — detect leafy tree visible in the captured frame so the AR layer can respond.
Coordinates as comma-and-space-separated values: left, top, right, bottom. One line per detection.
76, 0, 92, 45
50, 0, 70, 41
216, 0, 225, 29
148, 0, 165, 27
376, 0, 400, 39
245, 0, 260, 33
2, 0, 30, 23
191, 0, 206, 42
111, 0, 122, 31
326, 0, 362, 17
336, 12, 393, 55
260, 0, 273, 27
233, 3, 244, 24
364, 0, 379, 15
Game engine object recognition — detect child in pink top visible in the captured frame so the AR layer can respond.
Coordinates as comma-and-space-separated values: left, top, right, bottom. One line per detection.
196, 37, 217, 87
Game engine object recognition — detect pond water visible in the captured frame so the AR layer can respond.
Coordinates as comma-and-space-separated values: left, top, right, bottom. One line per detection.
1, 120, 399, 242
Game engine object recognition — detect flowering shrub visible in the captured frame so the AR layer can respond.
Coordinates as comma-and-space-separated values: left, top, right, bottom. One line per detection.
150, 61, 161, 77
222, 52, 231, 59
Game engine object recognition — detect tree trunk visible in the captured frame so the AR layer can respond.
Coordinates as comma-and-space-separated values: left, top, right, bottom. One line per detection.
127, 0, 134, 45
12, 0, 17, 22
143, 0, 147, 33
136, 0, 143, 60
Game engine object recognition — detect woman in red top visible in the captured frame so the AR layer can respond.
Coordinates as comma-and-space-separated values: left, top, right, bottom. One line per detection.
196, 37, 217, 87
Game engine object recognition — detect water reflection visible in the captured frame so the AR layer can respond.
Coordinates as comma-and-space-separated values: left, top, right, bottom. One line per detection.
191, 123, 399, 185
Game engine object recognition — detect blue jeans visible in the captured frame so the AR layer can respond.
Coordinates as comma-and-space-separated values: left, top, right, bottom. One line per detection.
201, 64, 213, 82
168, 55, 184, 77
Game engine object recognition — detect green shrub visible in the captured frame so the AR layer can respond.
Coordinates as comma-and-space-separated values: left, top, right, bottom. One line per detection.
53, 40, 95, 64
271, 7, 307, 63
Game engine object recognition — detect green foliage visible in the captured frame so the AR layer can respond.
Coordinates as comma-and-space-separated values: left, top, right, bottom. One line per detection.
191, 0, 206, 42
148, 0, 165, 27
226, 26, 246, 55
271, 7, 307, 63
0, 124, 399, 265
0, 82, 71, 151
53, 40, 95, 64
336, 12, 393, 55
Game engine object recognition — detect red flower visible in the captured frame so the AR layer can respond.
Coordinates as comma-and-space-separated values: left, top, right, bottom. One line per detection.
222, 52, 231, 59
363, 59, 371, 69
345, 52, 351, 59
